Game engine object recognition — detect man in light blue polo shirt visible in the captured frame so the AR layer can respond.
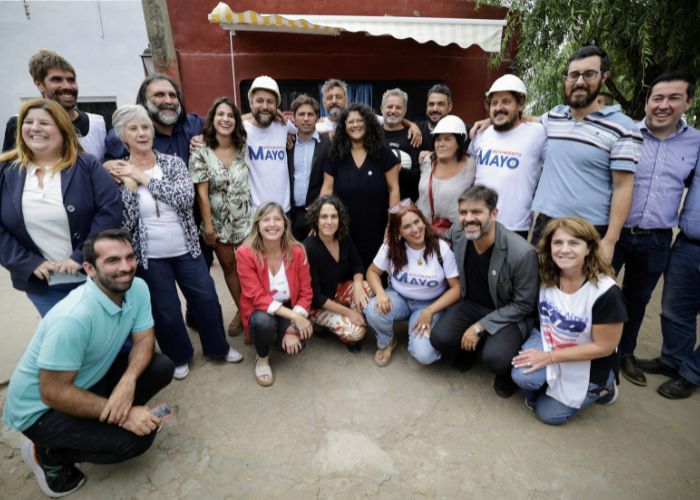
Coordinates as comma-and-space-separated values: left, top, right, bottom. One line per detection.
3, 229, 174, 497
530, 45, 643, 263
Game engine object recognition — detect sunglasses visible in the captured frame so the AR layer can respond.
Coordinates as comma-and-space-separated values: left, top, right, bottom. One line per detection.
388, 198, 412, 214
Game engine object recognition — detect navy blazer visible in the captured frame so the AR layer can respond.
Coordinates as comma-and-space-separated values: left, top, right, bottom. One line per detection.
0, 153, 123, 293
287, 133, 331, 207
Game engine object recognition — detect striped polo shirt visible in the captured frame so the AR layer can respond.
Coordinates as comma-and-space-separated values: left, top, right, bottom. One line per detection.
532, 104, 643, 225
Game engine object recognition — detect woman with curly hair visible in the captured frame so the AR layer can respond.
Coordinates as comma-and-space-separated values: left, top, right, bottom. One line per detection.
511, 216, 626, 425
320, 103, 400, 268
236, 202, 313, 386
364, 202, 461, 366
303, 195, 372, 352
189, 97, 251, 336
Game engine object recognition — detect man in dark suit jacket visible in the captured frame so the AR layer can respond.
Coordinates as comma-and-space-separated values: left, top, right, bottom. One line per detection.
430, 185, 539, 398
287, 94, 331, 241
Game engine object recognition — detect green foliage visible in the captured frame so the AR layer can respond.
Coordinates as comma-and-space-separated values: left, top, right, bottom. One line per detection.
478, 0, 700, 124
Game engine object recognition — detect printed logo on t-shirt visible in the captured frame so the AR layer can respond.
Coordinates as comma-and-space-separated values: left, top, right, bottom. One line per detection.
539, 299, 588, 348
392, 269, 440, 288
248, 145, 286, 161
476, 148, 521, 170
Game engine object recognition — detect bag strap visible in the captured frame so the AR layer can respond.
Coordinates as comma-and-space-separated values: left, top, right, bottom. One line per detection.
428, 163, 437, 221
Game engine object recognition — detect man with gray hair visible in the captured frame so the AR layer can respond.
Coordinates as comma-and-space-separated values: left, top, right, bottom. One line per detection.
381, 88, 421, 201
316, 79, 349, 134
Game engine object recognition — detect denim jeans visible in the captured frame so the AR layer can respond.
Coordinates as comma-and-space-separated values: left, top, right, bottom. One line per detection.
612, 228, 673, 355
26, 282, 83, 317
511, 330, 615, 425
23, 352, 174, 466
364, 288, 442, 365
659, 234, 700, 385
138, 253, 229, 366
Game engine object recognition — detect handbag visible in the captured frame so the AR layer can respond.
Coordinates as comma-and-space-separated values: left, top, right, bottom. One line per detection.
429, 165, 452, 234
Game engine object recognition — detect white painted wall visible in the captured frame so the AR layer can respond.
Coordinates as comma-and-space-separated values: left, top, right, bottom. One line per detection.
0, 0, 148, 139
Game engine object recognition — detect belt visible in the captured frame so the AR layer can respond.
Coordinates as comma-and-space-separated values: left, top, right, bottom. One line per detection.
624, 227, 673, 236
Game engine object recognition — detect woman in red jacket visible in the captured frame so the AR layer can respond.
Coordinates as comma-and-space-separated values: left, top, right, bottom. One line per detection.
236, 202, 313, 386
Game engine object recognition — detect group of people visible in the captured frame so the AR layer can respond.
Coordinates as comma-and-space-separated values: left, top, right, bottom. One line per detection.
1, 44, 699, 497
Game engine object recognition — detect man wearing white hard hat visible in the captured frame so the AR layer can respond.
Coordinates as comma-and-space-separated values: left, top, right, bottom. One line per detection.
244, 75, 296, 212
467, 74, 547, 238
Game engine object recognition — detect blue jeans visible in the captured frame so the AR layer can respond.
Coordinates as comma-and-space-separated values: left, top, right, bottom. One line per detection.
511, 330, 615, 425
138, 253, 229, 366
659, 234, 700, 384
612, 228, 673, 355
365, 288, 442, 365
26, 282, 83, 317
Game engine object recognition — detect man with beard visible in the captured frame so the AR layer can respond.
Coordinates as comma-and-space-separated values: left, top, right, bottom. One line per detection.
530, 45, 643, 262
3, 229, 174, 498
430, 185, 539, 398
244, 75, 295, 212
103, 74, 203, 163
467, 75, 546, 238
3, 49, 106, 160
417, 84, 466, 164
381, 88, 421, 201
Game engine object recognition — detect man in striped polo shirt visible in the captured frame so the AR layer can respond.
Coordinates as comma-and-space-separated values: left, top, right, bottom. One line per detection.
530, 46, 643, 263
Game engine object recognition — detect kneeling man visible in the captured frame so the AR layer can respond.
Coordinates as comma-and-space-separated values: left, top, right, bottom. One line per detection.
3, 229, 174, 497
430, 185, 539, 397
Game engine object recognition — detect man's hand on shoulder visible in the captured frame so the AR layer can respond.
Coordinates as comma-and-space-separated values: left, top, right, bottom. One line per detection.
100, 375, 136, 425
121, 406, 160, 436
189, 134, 204, 153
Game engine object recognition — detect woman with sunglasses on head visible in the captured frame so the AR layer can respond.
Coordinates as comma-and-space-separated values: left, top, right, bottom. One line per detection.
320, 103, 400, 269
364, 202, 461, 366
511, 216, 626, 425
236, 202, 313, 386
189, 97, 251, 337
303, 195, 373, 353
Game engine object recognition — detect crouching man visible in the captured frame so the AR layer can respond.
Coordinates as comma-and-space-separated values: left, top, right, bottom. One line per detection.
2, 229, 174, 497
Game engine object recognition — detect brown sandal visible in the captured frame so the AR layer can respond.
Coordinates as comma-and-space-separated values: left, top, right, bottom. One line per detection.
228, 312, 243, 337
374, 337, 398, 367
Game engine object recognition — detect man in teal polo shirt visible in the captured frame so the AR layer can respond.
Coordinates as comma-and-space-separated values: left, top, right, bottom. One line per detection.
3, 229, 174, 498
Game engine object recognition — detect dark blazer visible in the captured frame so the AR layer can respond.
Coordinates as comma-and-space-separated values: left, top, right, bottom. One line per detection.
0, 153, 122, 293
287, 133, 331, 207
446, 221, 539, 338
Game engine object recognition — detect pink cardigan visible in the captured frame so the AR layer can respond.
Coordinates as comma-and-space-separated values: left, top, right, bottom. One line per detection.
235, 244, 313, 336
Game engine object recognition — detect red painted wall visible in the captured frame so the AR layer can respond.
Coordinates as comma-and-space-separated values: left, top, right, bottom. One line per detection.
165, 0, 512, 123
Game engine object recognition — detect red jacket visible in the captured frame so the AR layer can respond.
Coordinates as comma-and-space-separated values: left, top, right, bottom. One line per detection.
236, 244, 313, 336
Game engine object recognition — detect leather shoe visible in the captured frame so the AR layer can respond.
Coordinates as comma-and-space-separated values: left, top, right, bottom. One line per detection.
636, 357, 679, 378
657, 376, 698, 400
620, 356, 646, 386
494, 374, 518, 398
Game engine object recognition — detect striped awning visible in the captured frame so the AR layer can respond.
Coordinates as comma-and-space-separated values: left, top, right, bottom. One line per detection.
208, 2, 506, 53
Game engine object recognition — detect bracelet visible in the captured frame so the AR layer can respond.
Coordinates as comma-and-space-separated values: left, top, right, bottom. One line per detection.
547, 351, 554, 365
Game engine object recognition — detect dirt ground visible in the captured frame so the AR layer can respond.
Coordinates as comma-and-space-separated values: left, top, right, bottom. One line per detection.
1, 264, 698, 499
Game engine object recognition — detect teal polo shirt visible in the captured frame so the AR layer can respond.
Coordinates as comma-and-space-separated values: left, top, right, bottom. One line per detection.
3, 277, 153, 432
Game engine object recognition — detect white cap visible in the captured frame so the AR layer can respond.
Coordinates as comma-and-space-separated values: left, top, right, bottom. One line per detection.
248, 75, 281, 104
431, 115, 467, 136
486, 74, 527, 97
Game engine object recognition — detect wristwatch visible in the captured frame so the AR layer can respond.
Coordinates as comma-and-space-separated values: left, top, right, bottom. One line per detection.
474, 324, 485, 338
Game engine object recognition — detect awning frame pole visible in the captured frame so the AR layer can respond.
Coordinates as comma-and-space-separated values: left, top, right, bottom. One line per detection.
229, 30, 237, 106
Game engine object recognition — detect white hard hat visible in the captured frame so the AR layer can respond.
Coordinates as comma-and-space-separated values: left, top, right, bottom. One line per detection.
248, 75, 281, 104
486, 74, 527, 97
431, 115, 467, 136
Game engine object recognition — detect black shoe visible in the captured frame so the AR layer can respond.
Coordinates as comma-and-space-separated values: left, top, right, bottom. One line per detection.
452, 352, 476, 372
657, 376, 698, 400
620, 356, 646, 386
346, 342, 362, 354
595, 383, 619, 406
185, 310, 198, 331
22, 441, 86, 497
636, 357, 679, 378
494, 374, 518, 398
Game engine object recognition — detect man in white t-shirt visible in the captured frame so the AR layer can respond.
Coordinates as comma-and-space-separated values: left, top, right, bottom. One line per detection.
467, 75, 546, 237
244, 76, 294, 213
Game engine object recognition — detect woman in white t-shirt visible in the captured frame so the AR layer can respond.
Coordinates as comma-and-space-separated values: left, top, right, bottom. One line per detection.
511, 216, 627, 425
365, 201, 461, 366
110, 105, 243, 381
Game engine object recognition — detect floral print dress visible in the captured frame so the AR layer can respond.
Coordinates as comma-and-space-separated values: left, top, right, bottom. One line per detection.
189, 145, 252, 245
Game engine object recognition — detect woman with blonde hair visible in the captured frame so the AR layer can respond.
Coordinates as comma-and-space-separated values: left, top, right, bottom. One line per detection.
236, 202, 313, 386
511, 216, 626, 425
0, 99, 121, 315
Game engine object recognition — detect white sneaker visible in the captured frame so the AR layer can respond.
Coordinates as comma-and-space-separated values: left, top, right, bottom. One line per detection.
225, 347, 243, 363
173, 364, 189, 380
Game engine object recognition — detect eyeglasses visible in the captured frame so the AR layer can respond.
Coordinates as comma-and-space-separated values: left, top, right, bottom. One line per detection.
388, 198, 412, 214
565, 70, 600, 82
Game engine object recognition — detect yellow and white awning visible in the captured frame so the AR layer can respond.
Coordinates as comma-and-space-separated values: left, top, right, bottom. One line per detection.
208, 2, 506, 53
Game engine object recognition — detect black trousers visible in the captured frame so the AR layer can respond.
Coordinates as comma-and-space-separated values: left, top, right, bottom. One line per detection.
291, 206, 310, 243
249, 310, 307, 357
23, 352, 174, 466
531, 213, 607, 247
430, 299, 524, 376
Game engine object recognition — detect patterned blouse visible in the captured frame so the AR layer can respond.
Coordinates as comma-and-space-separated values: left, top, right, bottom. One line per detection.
189, 145, 252, 245
121, 151, 200, 269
